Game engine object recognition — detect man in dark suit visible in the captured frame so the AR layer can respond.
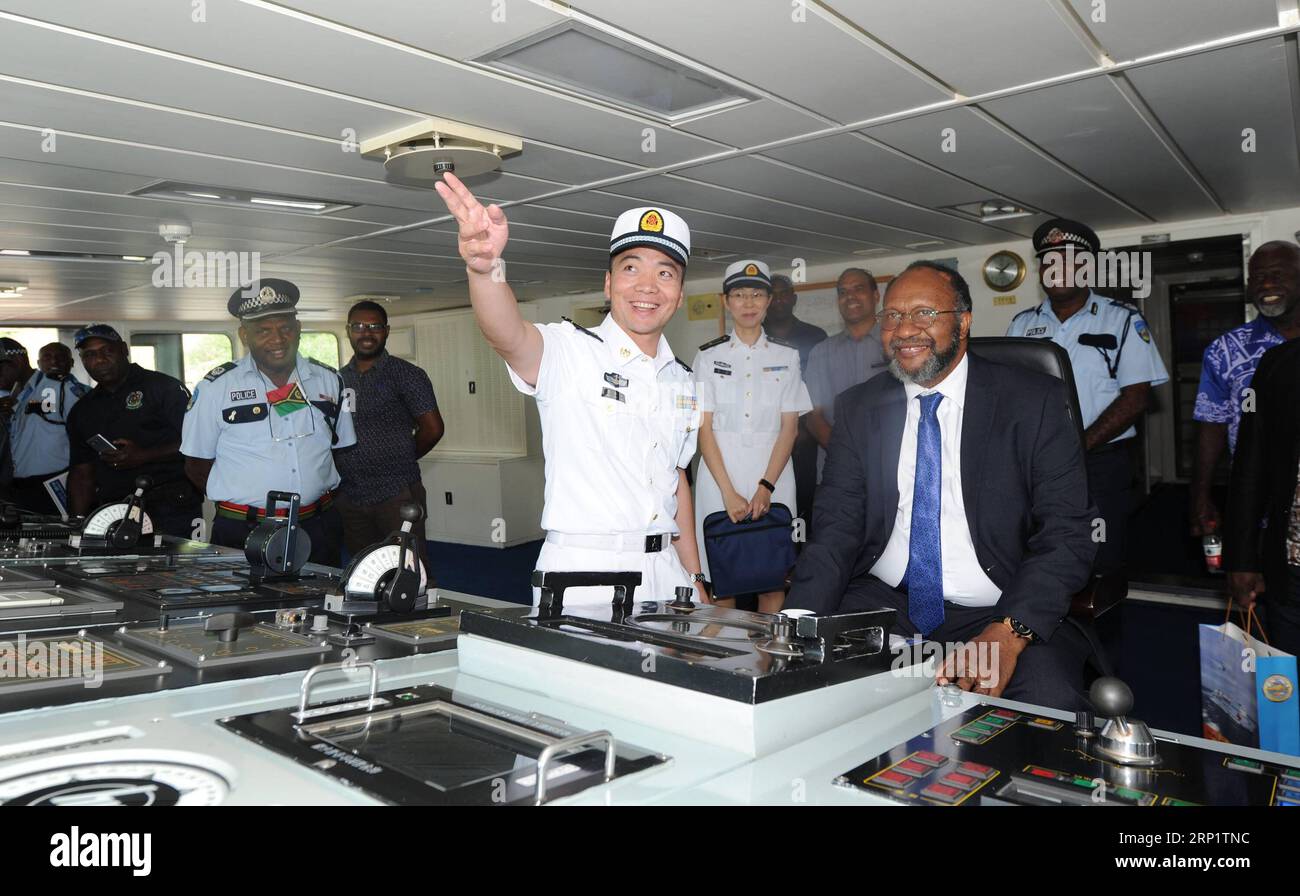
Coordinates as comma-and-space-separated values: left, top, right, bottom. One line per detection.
1226, 338, 1300, 656
785, 261, 1098, 710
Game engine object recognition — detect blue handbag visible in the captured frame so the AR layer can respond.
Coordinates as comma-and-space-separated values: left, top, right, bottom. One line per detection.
702, 502, 797, 596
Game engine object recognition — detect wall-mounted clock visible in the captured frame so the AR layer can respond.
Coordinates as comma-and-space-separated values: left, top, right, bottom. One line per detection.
983, 250, 1027, 292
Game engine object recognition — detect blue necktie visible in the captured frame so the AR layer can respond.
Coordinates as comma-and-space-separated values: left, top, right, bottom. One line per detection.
904, 392, 944, 636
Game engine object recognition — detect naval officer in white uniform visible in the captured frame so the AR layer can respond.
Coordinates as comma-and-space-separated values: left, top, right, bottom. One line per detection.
434, 173, 706, 611
692, 260, 811, 612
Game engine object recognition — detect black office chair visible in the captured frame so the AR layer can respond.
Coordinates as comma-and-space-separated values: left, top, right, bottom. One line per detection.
967, 337, 1122, 678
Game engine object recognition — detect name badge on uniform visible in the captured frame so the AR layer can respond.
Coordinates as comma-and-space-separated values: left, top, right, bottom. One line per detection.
713, 363, 732, 376
603, 372, 628, 388
230, 389, 257, 401
1025, 326, 1048, 337
601, 387, 626, 403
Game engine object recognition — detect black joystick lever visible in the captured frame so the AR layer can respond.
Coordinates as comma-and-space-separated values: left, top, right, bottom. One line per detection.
670, 585, 695, 610
1090, 676, 1134, 719
382, 503, 426, 614
204, 611, 256, 644
107, 476, 152, 548
1090, 676, 1159, 766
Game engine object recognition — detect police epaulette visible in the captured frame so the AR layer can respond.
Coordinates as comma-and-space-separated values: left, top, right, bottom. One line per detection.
676, 357, 692, 373
698, 334, 730, 351
202, 361, 238, 382
1107, 298, 1140, 314
1011, 306, 1040, 321
766, 334, 794, 348
561, 316, 602, 341
307, 356, 338, 373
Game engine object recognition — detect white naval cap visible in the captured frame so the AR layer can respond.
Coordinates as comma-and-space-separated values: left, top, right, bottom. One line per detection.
609, 207, 690, 268
723, 259, 772, 293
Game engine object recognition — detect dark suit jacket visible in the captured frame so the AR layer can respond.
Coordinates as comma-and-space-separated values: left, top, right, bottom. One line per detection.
1226, 338, 1300, 586
785, 353, 1097, 641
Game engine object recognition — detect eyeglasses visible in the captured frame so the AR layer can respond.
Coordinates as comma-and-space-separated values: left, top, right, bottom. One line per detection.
879, 308, 964, 330
727, 290, 769, 304
347, 322, 388, 334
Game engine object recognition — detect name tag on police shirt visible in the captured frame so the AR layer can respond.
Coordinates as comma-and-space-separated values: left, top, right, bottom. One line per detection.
713, 363, 731, 376
230, 389, 257, 401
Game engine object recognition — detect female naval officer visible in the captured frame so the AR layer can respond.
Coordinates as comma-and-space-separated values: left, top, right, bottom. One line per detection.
692, 260, 811, 612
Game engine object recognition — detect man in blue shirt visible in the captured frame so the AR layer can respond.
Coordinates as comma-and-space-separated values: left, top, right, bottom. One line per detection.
1007, 218, 1169, 575
0, 339, 88, 515
182, 279, 356, 566
1190, 241, 1299, 538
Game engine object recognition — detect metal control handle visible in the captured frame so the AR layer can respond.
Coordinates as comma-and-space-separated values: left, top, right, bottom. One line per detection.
297, 660, 379, 717
534, 730, 616, 805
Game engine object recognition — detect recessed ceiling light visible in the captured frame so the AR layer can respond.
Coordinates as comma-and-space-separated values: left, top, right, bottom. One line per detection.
129, 182, 353, 216
0, 249, 30, 256
122, 255, 149, 262
906, 240, 945, 250
249, 198, 328, 211
853, 248, 891, 256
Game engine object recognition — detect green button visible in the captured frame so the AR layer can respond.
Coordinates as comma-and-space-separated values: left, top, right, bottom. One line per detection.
1164, 798, 1199, 807
1072, 777, 1097, 789
1115, 787, 1145, 801
1229, 757, 1263, 771
981, 715, 1009, 728
969, 721, 997, 734
954, 728, 986, 741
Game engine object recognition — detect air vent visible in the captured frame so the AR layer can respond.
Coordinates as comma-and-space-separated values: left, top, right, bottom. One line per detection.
130, 182, 354, 216
943, 198, 1037, 223
361, 118, 522, 184
478, 22, 753, 122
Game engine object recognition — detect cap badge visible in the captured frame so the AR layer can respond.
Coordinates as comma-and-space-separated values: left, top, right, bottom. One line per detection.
1044, 228, 1066, 245
257, 286, 278, 303
638, 210, 664, 233
744, 263, 759, 276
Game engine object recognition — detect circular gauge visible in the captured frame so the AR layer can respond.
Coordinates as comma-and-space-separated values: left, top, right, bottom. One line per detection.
344, 544, 428, 599
82, 503, 154, 538
982, 249, 1027, 292
0, 761, 229, 806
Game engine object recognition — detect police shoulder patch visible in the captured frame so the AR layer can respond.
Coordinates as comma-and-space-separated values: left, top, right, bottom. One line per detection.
1133, 317, 1152, 343
698, 334, 729, 351
766, 334, 793, 349
203, 361, 238, 383
561, 316, 603, 342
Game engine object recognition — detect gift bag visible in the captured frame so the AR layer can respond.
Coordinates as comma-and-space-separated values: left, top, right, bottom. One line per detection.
702, 503, 796, 597
1199, 605, 1299, 755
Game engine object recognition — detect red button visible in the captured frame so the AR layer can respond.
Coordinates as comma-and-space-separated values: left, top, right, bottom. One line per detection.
989, 709, 1018, 720
913, 750, 948, 767
941, 772, 977, 791
957, 761, 994, 780
876, 770, 911, 787
1030, 767, 1058, 779
896, 760, 928, 777
921, 783, 962, 803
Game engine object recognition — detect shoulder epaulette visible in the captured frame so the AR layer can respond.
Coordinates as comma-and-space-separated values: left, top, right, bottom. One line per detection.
202, 361, 238, 383
561, 316, 603, 341
1107, 298, 1140, 315
676, 357, 692, 373
698, 334, 729, 351
1011, 306, 1039, 321
766, 334, 793, 348
307, 356, 339, 373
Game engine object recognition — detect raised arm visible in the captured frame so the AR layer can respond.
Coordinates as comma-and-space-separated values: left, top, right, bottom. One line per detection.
434, 173, 544, 386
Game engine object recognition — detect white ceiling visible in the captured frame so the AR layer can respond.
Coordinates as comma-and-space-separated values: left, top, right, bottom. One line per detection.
0, 0, 1295, 322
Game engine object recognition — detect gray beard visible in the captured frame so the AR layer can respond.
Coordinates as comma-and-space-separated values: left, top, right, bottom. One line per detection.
889, 328, 962, 386
1255, 299, 1296, 319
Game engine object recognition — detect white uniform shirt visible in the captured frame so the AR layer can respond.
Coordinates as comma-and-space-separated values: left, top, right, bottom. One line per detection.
180, 353, 356, 507
1006, 292, 1169, 442
507, 315, 699, 536
870, 355, 1001, 607
691, 330, 812, 446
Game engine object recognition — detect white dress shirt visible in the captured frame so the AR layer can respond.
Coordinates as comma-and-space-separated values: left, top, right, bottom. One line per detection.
869, 355, 1001, 606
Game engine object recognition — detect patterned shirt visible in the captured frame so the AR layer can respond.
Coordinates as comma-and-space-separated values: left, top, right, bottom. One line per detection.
1194, 317, 1284, 454
337, 351, 438, 505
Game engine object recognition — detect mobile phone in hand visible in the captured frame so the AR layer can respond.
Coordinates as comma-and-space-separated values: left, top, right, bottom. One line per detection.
86, 434, 118, 454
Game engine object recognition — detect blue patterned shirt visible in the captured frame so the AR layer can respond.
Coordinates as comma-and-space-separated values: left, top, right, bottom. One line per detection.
1194, 317, 1285, 454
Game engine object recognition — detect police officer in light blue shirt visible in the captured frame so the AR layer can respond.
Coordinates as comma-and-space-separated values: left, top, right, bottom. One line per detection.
1, 339, 88, 514
1006, 218, 1169, 575
181, 279, 356, 566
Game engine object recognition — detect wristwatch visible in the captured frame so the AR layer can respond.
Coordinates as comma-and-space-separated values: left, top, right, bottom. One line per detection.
690, 572, 706, 584
758, 478, 776, 493
1003, 616, 1035, 641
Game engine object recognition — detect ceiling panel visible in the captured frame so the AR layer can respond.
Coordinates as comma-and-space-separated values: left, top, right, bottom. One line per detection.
831, 0, 1098, 94
572, 0, 946, 123
1066, 0, 1280, 60
676, 100, 830, 145
1125, 38, 1300, 212
866, 106, 1149, 227
982, 75, 1222, 220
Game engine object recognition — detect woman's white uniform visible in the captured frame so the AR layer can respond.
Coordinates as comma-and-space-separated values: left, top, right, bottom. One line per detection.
691, 330, 812, 581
